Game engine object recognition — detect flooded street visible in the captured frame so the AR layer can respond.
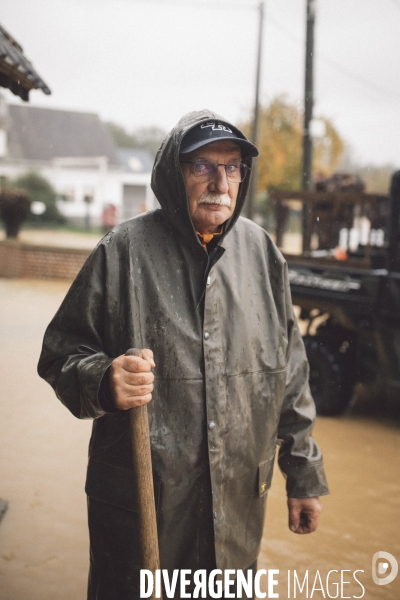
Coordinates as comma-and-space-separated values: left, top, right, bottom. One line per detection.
0, 279, 399, 599
260, 416, 400, 599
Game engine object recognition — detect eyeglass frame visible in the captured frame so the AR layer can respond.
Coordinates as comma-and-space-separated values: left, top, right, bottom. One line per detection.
180, 158, 251, 184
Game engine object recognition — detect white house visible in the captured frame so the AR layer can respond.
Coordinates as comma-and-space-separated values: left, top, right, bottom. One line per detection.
0, 97, 158, 227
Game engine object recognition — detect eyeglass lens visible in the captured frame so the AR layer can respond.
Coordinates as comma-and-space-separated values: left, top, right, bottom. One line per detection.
191, 160, 248, 183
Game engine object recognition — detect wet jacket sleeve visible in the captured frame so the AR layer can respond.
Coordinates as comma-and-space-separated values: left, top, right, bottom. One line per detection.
37, 243, 115, 420
277, 263, 330, 498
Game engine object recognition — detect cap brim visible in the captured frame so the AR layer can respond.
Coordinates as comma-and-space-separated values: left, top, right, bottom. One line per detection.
180, 136, 259, 158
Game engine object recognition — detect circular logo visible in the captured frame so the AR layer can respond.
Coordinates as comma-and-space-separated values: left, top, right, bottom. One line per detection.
372, 552, 398, 586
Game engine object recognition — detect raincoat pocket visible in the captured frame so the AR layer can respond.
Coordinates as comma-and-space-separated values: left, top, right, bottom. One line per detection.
245, 450, 276, 552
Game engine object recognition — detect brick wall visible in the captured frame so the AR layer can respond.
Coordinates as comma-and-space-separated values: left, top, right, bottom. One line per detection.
0, 240, 91, 280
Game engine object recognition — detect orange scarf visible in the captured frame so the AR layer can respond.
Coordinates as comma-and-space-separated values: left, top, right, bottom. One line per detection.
196, 228, 223, 249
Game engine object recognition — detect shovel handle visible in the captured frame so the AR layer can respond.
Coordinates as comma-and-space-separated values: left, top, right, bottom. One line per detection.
126, 348, 161, 595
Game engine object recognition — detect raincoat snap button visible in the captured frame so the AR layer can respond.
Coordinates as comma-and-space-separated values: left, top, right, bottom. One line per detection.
208, 422, 215, 430
214, 511, 217, 519
204, 332, 210, 340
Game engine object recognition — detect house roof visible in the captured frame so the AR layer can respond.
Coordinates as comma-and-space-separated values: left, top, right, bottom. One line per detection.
117, 147, 154, 174
7, 104, 119, 165
0, 24, 51, 101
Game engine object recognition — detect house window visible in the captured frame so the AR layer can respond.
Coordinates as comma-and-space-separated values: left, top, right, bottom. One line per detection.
59, 189, 75, 202
0, 129, 7, 158
83, 188, 95, 204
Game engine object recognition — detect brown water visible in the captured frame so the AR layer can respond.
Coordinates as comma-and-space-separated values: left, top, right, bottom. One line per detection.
0, 279, 399, 600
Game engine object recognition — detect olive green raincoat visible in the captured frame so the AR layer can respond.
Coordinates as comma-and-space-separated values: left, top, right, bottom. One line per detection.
38, 109, 328, 598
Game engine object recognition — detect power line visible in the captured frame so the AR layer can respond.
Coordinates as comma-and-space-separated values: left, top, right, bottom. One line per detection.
318, 53, 400, 102
268, 15, 400, 103
124, 0, 258, 9
119, 0, 400, 104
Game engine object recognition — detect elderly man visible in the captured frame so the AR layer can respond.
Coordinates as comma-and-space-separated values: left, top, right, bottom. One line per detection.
38, 110, 328, 599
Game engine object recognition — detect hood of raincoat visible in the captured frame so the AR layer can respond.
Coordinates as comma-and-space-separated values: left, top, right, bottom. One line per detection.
151, 109, 254, 249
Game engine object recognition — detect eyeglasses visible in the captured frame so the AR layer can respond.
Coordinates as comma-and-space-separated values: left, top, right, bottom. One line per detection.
180, 159, 250, 183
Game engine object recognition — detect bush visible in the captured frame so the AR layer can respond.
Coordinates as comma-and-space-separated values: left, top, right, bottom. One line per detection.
0, 189, 31, 238
13, 171, 64, 223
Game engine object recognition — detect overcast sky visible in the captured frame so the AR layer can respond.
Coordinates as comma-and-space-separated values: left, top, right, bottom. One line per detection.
2, 0, 400, 166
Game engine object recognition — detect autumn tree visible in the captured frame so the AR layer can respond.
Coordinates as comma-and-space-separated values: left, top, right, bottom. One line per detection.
240, 95, 344, 192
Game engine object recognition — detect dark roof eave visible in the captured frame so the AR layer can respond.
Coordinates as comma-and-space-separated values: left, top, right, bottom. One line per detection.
0, 23, 51, 101
0, 63, 51, 97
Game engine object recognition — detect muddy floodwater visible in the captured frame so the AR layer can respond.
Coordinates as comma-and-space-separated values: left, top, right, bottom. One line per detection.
0, 279, 399, 600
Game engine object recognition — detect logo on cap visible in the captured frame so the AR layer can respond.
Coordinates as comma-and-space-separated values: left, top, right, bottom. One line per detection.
200, 121, 233, 133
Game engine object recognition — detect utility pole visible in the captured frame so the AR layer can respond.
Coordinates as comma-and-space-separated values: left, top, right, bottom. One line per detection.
246, 1, 265, 221
301, 0, 316, 251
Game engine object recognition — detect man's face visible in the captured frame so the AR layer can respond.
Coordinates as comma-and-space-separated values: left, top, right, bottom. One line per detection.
180, 140, 241, 235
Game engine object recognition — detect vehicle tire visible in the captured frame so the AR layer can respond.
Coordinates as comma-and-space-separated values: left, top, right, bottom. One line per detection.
303, 334, 355, 416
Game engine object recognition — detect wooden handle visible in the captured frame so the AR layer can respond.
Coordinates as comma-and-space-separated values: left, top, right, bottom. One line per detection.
126, 348, 161, 598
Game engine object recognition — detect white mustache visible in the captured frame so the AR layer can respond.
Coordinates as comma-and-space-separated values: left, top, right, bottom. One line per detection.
197, 192, 231, 206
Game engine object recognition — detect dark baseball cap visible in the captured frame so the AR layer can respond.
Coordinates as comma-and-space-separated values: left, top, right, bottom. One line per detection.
180, 120, 259, 157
